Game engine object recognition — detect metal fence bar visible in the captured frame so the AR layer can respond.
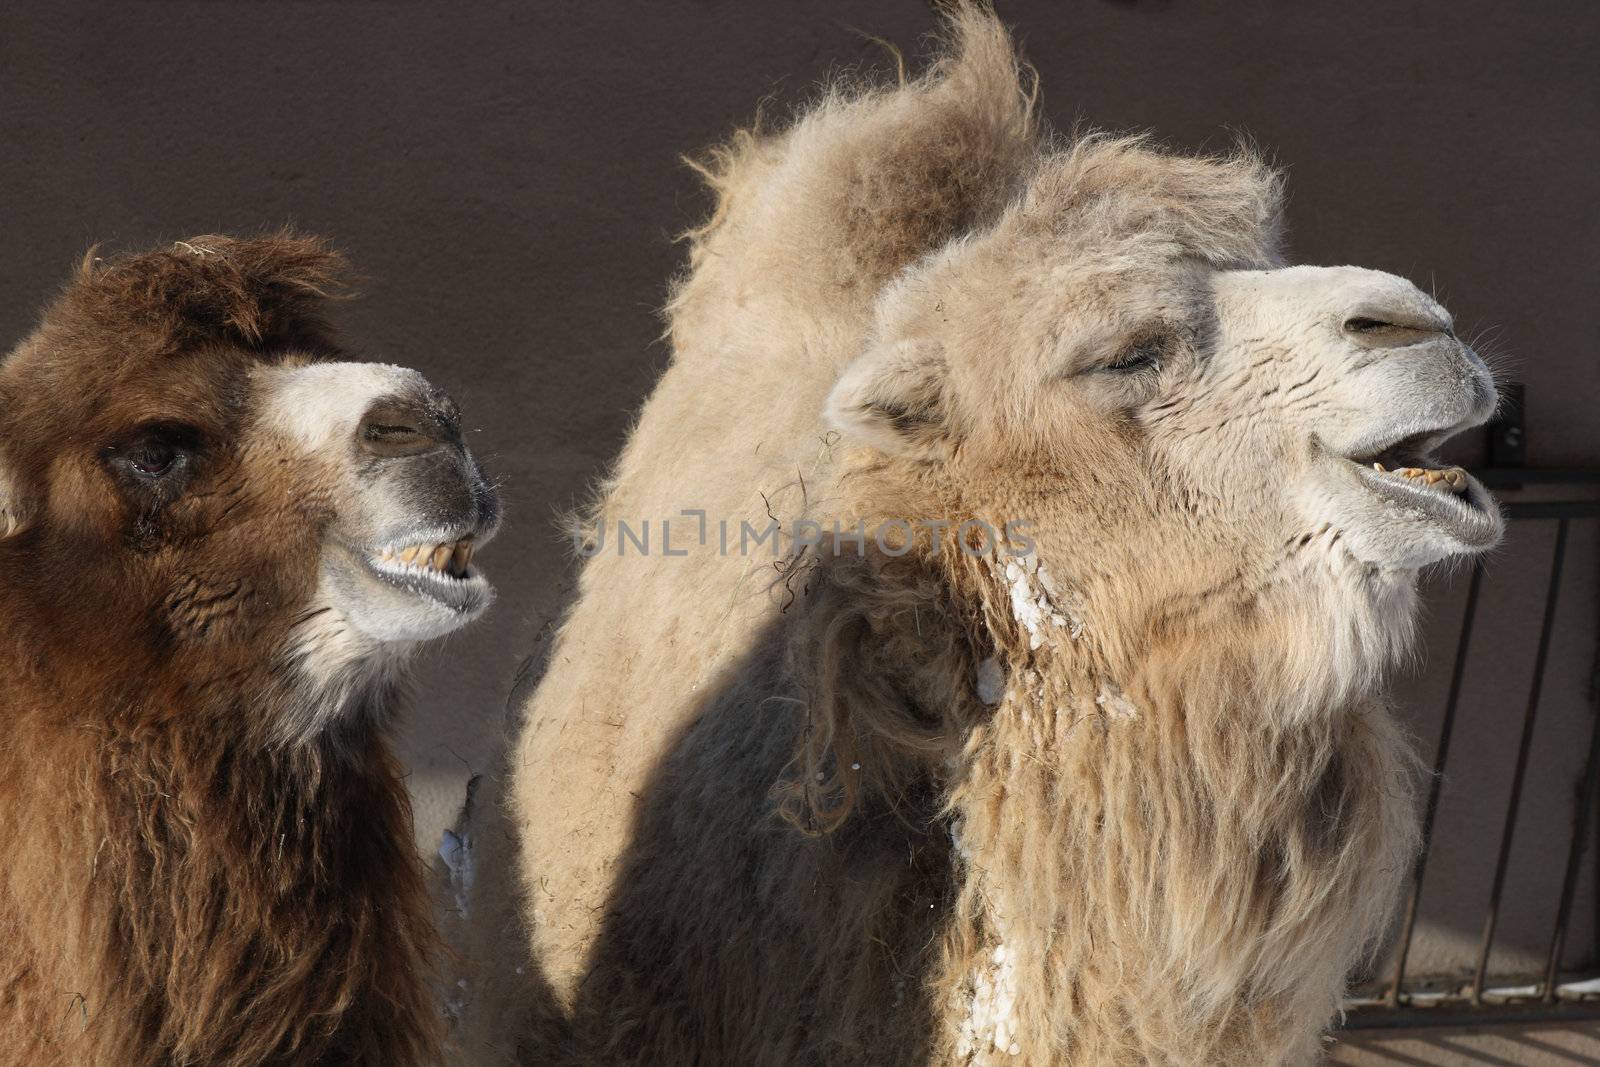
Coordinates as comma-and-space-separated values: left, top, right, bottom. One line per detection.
1343, 474, 1600, 1028
1385, 561, 1485, 1007
1470, 518, 1570, 1005
1503, 501, 1600, 520
1543, 619, 1600, 1000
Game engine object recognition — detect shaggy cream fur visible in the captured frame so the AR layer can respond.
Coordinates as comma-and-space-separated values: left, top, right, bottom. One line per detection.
455, 6, 1502, 1064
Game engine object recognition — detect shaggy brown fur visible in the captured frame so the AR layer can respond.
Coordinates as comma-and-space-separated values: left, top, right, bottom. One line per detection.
461, 6, 1494, 1064
0, 237, 440, 1065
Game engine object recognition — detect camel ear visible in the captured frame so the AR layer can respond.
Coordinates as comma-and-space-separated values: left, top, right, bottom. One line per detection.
170, 233, 349, 343
825, 337, 950, 455
81, 233, 350, 349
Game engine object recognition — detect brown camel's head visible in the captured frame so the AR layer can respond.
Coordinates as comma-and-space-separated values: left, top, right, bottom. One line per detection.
0, 234, 499, 740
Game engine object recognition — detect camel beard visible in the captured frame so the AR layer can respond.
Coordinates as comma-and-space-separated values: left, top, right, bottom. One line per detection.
933, 554, 1420, 1066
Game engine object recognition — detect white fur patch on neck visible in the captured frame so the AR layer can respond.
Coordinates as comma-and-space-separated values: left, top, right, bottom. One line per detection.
274, 588, 410, 744
956, 930, 1023, 1060
1268, 525, 1420, 718
951, 818, 1023, 1060
1095, 680, 1138, 721
1002, 554, 1082, 649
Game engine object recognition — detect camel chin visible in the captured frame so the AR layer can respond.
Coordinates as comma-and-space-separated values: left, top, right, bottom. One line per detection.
325, 528, 496, 644
1305, 439, 1502, 571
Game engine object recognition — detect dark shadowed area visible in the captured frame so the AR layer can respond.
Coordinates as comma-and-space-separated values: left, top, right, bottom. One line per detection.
4, 0, 1597, 1005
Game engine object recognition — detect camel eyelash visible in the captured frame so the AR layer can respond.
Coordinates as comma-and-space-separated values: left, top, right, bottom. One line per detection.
1104, 335, 1171, 374
103, 424, 204, 500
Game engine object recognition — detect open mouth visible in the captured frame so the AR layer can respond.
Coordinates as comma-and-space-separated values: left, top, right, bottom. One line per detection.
361, 531, 493, 614
1342, 428, 1501, 548
1355, 428, 1472, 501
376, 536, 478, 579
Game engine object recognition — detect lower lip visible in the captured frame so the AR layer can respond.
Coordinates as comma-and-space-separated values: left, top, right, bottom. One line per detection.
1361, 466, 1477, 507
364, 554, 491, 610
1354, 464, 1499, 542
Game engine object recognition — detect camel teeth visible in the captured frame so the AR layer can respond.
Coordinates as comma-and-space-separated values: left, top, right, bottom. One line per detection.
376, 538, 481, 577
1374, 463, 1470, 496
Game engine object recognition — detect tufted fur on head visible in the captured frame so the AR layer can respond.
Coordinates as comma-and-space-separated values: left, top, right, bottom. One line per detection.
480, 4, 1497, 1065
0, 234, 498, 1066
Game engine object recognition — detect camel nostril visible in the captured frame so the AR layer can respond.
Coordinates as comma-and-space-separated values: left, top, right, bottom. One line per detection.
1342, 314, 1450, 349
358, 397, 451, 458
1343, 317, 1392, 334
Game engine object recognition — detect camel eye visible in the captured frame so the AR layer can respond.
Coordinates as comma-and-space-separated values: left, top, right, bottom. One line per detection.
106, 425, 199, 488
128, 441, 178, 478
1106, 336, 1168, 374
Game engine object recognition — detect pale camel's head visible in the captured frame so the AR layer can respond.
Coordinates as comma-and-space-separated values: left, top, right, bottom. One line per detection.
827, 139, 1500, 689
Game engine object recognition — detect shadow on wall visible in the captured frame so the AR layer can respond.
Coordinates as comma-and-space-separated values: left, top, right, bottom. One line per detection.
559, 606, 956, 1065
1333, 1021, 1600, 1066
